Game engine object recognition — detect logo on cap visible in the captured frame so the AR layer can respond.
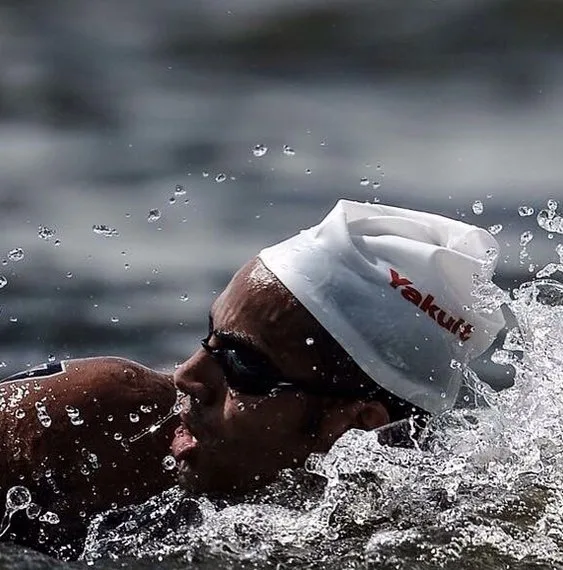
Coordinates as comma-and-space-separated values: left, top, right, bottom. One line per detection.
389, 269, 474, 342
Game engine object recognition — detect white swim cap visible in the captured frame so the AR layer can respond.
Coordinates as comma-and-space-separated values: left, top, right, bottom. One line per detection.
259, 200, 506, 415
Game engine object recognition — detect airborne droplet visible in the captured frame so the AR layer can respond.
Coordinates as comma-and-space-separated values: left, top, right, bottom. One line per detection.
7, 248, 24, 262
0, 276, 7, 289
147, 209, 161, 223
252, 144, 268, 157
282, 145, 295, 156
472, 200, 484, 215
92, 225, 119, 238
162, 455, 177, 471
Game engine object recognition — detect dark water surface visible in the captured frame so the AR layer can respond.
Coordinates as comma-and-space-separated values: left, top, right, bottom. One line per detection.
1, 0, 563, 567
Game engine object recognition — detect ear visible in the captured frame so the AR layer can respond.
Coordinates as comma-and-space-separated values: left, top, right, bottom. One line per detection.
314, 400, 390, 450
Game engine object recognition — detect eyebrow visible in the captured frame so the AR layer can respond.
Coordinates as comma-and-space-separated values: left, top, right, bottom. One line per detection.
208, 313, 277, 368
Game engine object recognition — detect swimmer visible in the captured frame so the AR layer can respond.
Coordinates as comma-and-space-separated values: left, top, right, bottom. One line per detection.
171, 200, 505, 492
0, 200, 505, 556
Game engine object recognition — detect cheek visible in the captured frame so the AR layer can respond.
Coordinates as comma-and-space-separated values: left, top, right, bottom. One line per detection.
222, 392, 310, 441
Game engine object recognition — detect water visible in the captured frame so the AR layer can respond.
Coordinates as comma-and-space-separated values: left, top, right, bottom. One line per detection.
2, 0, 563, 566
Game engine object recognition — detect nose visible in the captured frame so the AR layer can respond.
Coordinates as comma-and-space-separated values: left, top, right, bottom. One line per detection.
173, 348, 220, 406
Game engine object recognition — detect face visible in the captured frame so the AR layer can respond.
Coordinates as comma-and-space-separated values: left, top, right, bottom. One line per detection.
172, 258, 388, 494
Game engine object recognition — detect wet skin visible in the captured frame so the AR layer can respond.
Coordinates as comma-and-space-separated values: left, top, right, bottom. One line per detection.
0, 357, 177, 557
172, 257, 389, 494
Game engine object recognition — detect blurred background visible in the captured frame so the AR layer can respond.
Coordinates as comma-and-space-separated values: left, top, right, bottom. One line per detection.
0, 0, 562, 389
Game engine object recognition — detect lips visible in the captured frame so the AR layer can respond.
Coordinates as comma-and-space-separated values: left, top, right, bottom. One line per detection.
171, 425, 199, 460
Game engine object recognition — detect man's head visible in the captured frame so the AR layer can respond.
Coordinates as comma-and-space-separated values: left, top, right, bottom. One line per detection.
172, 200, 506, 494
173, 258, 397, 494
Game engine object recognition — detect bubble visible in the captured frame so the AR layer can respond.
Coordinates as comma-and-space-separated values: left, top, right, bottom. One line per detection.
174, 184, 186, 196
7, 248, 24, 262
305, 337, 315, 346
129, 413, 140, 423
147, 209, 161, 223
252, 144, 268, 157
488, 224, 503, 235
179, 293, 189, 302
162, 455, 177, 471
282, 145, 295, 156
215, 173, 226, 183
472, 200, 484, 215
92, 224, 119, 238
360, 177, 370, 186
0, 276, 7, 289
38, 226, 56, 240
518, 205, 534, 217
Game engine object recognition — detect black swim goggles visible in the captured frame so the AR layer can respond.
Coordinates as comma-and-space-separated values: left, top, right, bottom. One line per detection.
200, 333, 376, 399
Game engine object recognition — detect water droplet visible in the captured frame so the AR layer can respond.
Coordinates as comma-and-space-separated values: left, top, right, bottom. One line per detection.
215, 173, 226, 183
520, 231, 534, 247
488, 224, 503, 235
38, 226, 56, 240
548, 199, 558, 211
110, 316, 119, 323
168, 196, 176, 205
202, 171, 209, 178
92, 225, 119, 238
537, 207, 563, 234
124, 263, 130, 270
6, 486, 31, 511
15, 409, 25, 419
48, 354, 55, 362
518, 205, 534, 217
54, 239, 61, 247
129, 413, 140, 423
472, 200, 484, 215
113, 432, 123, 441
360, 177, 369, 186
372, 181, 381, 190
140, 404, 152, 413
7, 248, 24, 262
282, 145, 295, 156
66, 272, 73, 279
26, 503, 41, 519
35, 402, 51, 427
174, 184, 186, 196
450, 359, 462, 370
65, 405, 84, 426
39, 511, 60, 525
305, 337, 315, 346
147, 209, 161, 223
0, 276, 7, 289
237, 402, 245, 411
122, 487, 130, 496
162, 455, 177, 470
252, 144, 268, 157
